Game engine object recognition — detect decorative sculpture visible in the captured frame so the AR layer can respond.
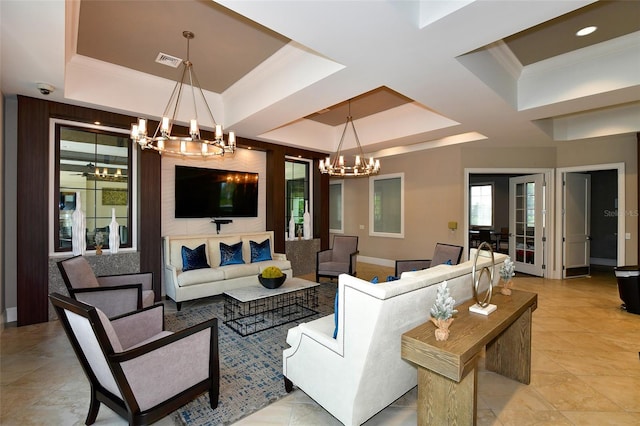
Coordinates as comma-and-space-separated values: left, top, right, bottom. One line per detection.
469, 241, 496, 315
303, 201, 311, 240
71, 192, 86, 256
109, 208, 120, 254
288, 210, 295, 241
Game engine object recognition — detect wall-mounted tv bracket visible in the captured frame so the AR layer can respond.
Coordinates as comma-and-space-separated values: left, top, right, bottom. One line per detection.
211, 219, 233, 234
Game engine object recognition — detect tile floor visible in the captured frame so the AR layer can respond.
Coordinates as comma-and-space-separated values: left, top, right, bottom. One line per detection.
1, 265, 639, 425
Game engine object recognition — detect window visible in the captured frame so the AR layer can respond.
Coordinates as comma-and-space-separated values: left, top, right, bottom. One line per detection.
285, 158, 311, 238
470, 184, 493, 227
53, 121, 134, 253
329, 180, 344, 233
369, 173, 404, 237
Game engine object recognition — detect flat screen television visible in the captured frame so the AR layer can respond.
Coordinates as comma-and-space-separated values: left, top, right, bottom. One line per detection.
175, 165, 259, 218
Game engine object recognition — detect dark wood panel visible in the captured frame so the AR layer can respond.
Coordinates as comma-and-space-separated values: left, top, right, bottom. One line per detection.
15, 96, 153, 325
314, 162, 330, 250
139, 149, 162, 301
266, 147, 286, 253
17, 96, 50, 325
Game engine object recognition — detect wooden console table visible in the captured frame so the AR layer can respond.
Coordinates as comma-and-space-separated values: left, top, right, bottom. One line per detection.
401, 289, 537, 425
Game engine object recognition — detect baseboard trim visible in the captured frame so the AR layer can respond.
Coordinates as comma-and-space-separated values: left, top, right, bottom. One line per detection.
6, 307, 17, 323
357, 255, 395, 268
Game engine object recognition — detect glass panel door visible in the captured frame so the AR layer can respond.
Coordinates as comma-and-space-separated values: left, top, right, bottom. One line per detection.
510, 174, 544, 276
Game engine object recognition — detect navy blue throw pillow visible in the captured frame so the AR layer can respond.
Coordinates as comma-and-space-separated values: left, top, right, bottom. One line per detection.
220, 241, 244, 266
181, 244, 209, 271
250, 239, 272, 262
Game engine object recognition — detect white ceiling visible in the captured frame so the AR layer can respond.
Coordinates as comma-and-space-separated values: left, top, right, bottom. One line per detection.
2, 0, 639, 158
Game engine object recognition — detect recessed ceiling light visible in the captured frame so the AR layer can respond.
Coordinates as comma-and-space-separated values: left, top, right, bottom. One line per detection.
576, 26, 597, 37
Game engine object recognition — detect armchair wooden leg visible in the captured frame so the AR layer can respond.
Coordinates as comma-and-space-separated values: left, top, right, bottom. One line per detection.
284, 377, 293, 393
85, 387, 100, 425
176, 301, 182, 311
209, 387, 219, 409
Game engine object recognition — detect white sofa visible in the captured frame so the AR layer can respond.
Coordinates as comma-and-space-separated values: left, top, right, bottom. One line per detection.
163, 231, 292, 309
283, 249, 507, 426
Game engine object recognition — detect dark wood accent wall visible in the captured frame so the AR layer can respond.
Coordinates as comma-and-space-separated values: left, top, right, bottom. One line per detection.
16, 96, 161, 325
266, 146, 286, 253
314, 162, 331, 250
17, 97, 50, 325
139, 149, 162, 301
15, 97, 328, 325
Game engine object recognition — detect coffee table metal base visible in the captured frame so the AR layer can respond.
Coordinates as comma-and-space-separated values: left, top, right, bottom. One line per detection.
224, 283, 319, 336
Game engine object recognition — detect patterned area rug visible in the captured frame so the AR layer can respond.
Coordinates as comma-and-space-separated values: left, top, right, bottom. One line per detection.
165, 282, 337, 426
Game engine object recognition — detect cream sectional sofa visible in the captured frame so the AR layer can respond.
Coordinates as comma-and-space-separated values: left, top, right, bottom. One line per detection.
163, 231, 292, 310
283, 249, 507, 426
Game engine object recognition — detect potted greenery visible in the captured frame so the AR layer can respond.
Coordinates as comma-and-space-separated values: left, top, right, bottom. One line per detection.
499, 257, 515, 295
430, 281, 458, 341
94, 231, 104, 255
258, 266, 287, 289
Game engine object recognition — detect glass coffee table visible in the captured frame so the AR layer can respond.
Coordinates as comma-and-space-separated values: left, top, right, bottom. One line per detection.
223, 277, 319, 336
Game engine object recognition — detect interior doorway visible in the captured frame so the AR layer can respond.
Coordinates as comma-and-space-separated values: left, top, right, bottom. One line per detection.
465, 168, 553, 278
555, 163, 626, 278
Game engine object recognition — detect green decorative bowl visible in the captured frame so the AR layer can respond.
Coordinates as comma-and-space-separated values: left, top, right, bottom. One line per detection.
258, 273, 286, 289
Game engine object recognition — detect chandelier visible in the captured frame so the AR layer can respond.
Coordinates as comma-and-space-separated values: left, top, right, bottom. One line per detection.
130, 31, 236, 157
318, 99, 380, 177
87, 166, 126, 182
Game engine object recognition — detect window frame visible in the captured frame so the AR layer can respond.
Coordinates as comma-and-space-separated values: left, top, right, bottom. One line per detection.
329, 180, 344, 234
469, 182, 494, 228
285, 157, 313, 239
49, 119, 137, 255
369, 172, 404, 238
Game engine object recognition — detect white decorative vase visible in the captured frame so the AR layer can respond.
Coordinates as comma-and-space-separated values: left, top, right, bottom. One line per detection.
303, 201, 311, 240
288, 210, 295, 241
71, 192, 86, 256
109, 208, 120, 254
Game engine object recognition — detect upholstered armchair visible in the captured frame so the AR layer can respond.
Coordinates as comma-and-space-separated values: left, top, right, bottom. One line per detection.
394, 242, 463, 276
57, 255, 155, 318
316, 235, 359, 283
49, 292, 219, 426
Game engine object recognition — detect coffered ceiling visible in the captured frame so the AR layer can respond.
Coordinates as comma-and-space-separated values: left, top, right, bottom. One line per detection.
2, 0, 639, 156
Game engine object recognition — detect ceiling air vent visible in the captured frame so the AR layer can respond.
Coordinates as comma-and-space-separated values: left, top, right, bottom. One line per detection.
155, 52, 182, 68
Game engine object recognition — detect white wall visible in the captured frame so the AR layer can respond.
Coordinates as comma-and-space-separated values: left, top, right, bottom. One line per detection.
340, 135, 638, 267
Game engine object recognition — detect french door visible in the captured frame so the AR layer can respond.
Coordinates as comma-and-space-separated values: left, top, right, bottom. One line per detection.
509, 174, 545, 276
